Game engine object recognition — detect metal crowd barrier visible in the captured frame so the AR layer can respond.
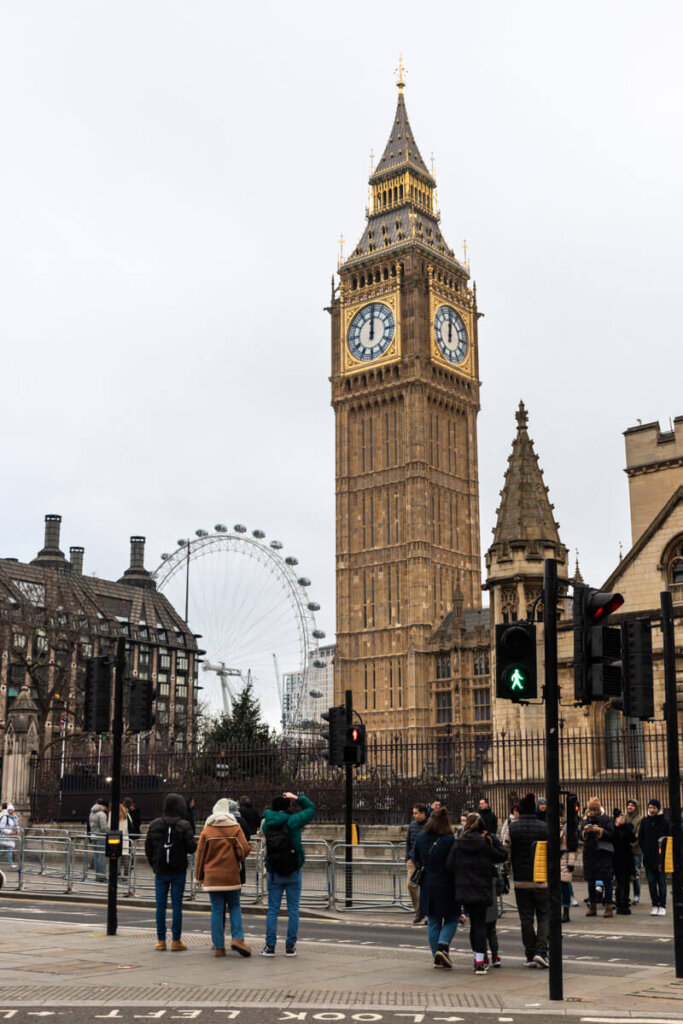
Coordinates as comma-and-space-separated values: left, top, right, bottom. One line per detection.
1, 830, 415, 912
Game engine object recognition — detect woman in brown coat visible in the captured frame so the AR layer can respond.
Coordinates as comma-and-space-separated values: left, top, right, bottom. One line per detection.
195, 798, 251, 957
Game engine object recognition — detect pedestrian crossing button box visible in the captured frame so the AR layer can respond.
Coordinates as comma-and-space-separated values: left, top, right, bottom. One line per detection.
105, 830, 123, 859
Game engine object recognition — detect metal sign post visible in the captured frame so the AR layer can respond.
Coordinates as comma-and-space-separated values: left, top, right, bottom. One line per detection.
543, 558, 563, 1000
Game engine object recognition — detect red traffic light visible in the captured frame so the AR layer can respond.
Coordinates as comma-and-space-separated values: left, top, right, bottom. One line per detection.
587, 590, 624, 621
349, 727, 360, 743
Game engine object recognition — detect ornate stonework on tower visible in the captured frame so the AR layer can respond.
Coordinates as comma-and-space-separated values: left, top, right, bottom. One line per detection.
329, 75, 483, 739
485, 402, 569, 734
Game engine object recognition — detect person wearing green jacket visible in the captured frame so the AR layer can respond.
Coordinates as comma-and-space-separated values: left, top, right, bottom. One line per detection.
260, 790, 315, 958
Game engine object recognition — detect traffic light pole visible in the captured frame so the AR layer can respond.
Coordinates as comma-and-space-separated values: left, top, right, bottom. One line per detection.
107, 636, 125, 936
661, 590, 683, 977
345, 688, 353, 908
543, 558, 563, 1000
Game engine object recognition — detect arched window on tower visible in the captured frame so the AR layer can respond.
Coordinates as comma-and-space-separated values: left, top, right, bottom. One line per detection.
501, 588, 517, 624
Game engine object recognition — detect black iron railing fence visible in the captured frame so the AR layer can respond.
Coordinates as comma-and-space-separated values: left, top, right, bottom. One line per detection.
30, 727, 672, 826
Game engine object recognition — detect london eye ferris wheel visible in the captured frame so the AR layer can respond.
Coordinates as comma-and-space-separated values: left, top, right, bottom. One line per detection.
152, 524, 327, 734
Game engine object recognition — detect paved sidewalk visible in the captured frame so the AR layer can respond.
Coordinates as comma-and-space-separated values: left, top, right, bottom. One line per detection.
2, 899, 683, 1017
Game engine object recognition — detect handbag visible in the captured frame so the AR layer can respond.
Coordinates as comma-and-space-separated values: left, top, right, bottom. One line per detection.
411, 838, 439, 886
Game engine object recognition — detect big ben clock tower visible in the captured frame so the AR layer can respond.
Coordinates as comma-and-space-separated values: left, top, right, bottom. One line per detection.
330, 69, 483, 740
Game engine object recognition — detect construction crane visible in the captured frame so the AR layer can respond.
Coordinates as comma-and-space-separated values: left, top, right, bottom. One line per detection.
202, 661, 246, 715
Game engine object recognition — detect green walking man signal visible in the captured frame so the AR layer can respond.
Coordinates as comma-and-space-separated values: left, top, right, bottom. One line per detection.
495, 621, 537, 702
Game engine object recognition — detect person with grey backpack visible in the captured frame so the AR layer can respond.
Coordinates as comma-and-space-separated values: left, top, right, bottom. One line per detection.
145, 793, 197, 951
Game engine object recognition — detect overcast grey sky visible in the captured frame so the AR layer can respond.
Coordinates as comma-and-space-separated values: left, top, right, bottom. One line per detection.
1, 2, 681, 715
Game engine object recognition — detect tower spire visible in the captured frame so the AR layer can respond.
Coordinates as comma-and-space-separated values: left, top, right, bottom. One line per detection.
492, 403, 561, 546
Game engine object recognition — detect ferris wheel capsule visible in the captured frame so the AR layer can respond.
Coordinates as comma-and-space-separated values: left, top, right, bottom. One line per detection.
234, 524, 247, 533
252, 529, 265, 538
307, 602, 320, 611
177, 538, 188, 547
215, 524, 228, 533
297, 577, 311, 587
312, 629, 326, 639
312, 659, 327, 668
196, 529, 209, 537
270, 540, 283, 549
285, 556, 298, 566
160, 553, 171, 561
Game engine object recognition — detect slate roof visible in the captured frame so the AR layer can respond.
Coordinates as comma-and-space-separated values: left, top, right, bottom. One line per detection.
370, 91, 435, 184
0, 557, 196, 650
345, 91, 462, 269
492, 401, 561, 546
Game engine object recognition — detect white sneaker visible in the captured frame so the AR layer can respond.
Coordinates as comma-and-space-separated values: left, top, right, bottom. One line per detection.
651, 906, 660, 915
658, 906, 667, 916
632, 895, 639, 904
570, 897, 579, 907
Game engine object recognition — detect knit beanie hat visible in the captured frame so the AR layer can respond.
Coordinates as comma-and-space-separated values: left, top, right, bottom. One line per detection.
519, 793, 536, 814
587, 797, 601, 812
649, 798, 661, 810
212, 798, 231, 815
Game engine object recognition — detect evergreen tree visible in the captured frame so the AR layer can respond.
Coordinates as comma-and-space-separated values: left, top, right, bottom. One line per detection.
206, 681, 273, 747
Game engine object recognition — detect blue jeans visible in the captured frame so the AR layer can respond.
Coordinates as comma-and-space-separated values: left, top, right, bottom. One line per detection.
266, 869, 302, 947
633, 853, 643, 899
155, 871, 186, 941
646, 867, 667, 908
210, 890, 244, 949
92, 836, 106, 881
427, 914, 458, 956
0, 845, 15, 869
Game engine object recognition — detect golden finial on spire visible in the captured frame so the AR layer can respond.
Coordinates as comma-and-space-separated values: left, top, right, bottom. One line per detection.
430, 152, 436, 176
462, 239, 469, 269
369, 148, 375, 174
337, 233, 345, 269
395, 54, 406, 92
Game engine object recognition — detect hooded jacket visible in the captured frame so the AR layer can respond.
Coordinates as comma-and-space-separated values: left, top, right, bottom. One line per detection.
447, 829, 507, 906
262, 794, 315, 872
625, 801, 643, 854
194, 810, 251, 891
145, 793, 197, 874
89, 803, 108, 836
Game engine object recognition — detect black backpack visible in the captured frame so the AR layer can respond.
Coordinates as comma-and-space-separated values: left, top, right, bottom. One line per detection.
154, 818, 187, 874
265, 822, 299, 875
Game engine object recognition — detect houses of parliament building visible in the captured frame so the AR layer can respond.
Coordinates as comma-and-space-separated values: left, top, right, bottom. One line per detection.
329, 73, 683, 746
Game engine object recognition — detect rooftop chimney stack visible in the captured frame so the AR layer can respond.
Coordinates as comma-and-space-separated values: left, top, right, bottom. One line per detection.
31, 514, 69, 570
70, 546, 84, 575
119, 534, 156, 590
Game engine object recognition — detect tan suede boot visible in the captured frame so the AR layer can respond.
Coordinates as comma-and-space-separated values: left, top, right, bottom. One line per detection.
586, 903, 597, 917
171, 940, 187, 951
154, 940, 166, 951
604, 905, 613, 918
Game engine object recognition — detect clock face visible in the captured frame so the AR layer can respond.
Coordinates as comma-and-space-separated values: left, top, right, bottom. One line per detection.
434, 305, 468, 365
348, 303, 395, 362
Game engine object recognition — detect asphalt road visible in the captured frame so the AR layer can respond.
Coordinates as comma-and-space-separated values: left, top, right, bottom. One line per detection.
0, 897, 675, 971
3, 1011, 683, 1024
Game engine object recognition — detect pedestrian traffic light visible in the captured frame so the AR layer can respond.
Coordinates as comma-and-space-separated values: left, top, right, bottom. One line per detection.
565, 791, 580, 852
495, 621, 537, 701
128, 678, 155, 733
613, 618, 654, 720
344, 723, 367, 765
321, 705, 346, 766
83, 656, 111, 733
573, 585, 624, 704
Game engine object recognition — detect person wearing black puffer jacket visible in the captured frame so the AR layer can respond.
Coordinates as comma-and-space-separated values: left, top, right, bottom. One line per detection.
505, 792, 549, 969
145, 793, 197, 952
447, 812, 507, 975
